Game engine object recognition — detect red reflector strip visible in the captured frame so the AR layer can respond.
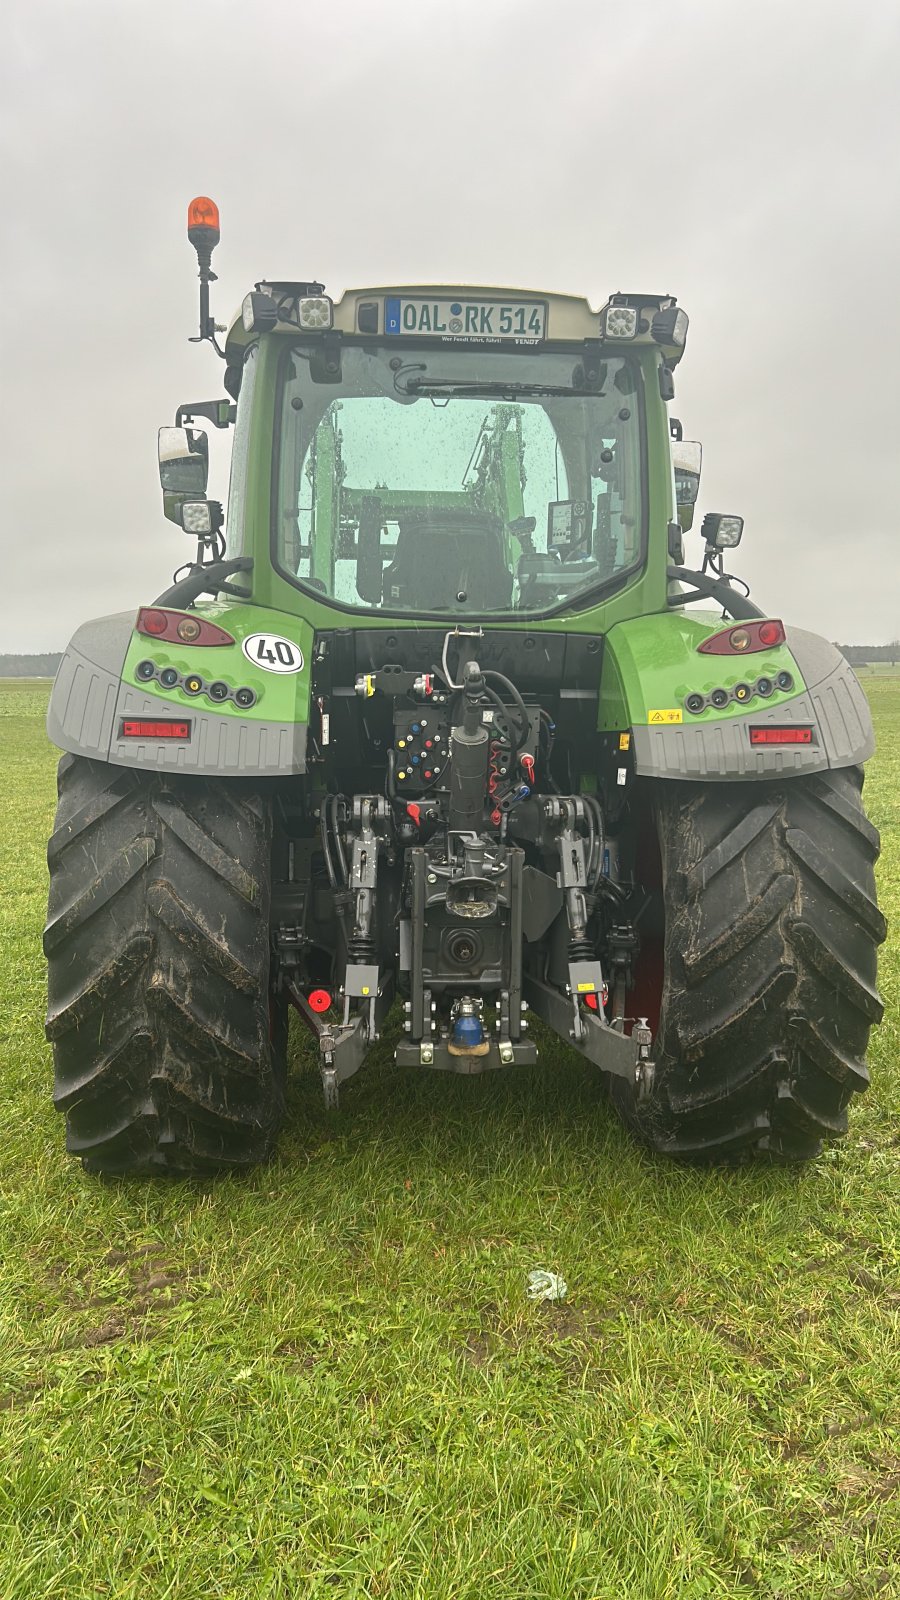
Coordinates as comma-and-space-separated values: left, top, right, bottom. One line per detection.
121, 720, 191, 739
749, 726, 813, 745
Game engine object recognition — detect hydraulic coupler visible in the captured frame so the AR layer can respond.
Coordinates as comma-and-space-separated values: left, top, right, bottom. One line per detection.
543, 796, 605, 1040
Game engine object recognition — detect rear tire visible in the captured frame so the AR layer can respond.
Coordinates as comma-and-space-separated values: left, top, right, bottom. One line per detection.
613, 767, 886, 1162
44, 756, 284, 1175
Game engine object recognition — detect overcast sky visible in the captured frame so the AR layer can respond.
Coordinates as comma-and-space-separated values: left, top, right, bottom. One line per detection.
2, 0, 899, 650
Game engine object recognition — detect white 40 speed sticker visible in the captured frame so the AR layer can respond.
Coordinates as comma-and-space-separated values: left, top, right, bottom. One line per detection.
241, 633, 304, 674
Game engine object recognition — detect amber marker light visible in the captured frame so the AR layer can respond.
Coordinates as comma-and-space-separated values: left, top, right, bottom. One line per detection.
187, 196, 220, 241
186, 197, 221, 347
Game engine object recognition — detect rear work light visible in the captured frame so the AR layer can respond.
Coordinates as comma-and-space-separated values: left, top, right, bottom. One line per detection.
136, 608, 234, 647
601, 305, 638, 339
121, 719, 191, 739
749, 726, 814, 746
698, 620, 786, 655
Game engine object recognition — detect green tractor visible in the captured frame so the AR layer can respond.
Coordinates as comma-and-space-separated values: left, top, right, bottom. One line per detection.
44, 197, 886, 1175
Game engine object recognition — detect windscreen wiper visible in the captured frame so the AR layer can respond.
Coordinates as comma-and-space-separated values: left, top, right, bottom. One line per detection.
400, 378, 599, 399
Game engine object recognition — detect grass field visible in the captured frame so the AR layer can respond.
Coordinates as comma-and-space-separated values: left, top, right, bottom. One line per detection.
0, 677, 897, 1600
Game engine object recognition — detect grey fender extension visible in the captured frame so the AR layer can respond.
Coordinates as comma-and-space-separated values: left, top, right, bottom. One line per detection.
47, 612, 307, 777
47, 614, 134, 763
631, 628, 874, 782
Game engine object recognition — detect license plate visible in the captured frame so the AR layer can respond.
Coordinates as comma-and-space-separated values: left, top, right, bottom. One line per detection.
384, 296, 546, 342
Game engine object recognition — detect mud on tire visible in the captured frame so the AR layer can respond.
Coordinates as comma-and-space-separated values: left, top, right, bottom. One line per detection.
615, 767, 886, 1163
44, 756, 284, 1175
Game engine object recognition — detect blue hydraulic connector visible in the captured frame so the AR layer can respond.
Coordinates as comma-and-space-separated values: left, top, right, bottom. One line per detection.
500, 784, 531, 813
451, 1011, 485, 1049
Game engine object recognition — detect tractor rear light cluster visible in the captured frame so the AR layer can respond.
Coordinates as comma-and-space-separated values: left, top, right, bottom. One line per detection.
136, 608, 234, 647
684, 671, 794, 715
697, 620, 786, 655
749, 726, 815, 746
121, 719, 190, 740
134, 660, 257, 709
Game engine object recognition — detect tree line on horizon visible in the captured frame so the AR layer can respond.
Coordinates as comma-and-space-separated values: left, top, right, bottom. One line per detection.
836, 642, 900, 666
0, 654, 63, 677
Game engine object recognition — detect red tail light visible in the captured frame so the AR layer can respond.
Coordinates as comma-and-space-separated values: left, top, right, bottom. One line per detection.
136, 608, 234, 646
698, 620, 786, 655
121, 719, 191, 739
307, 989, 332, 1013
749, 726, 814, 746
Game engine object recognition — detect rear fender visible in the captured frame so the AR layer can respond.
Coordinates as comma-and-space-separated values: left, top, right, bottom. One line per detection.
601, 613, 874, 780
47, 607, 311, 776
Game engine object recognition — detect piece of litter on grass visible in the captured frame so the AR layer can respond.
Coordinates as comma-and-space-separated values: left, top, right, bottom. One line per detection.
527, 1269, 568, 1302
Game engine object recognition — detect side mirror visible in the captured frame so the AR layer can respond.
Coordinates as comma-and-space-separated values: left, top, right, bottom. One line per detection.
158, 426, 209, 497
672, 440, 702, 532
702, 512, 744, 551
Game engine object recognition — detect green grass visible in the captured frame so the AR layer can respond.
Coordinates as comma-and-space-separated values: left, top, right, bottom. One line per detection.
1, 678, 898, 1600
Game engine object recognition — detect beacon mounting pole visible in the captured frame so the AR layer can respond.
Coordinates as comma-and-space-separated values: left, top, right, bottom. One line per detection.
186, 196, 225, 358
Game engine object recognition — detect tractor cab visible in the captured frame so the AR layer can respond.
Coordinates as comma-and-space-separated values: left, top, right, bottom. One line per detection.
213, 282, 693, 623
269, 338, 645, 619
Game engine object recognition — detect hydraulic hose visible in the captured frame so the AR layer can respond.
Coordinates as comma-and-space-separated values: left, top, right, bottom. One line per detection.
667, 566, 763, 621
583, 794, 605, 889
583, 801, 597, 889
482, 670, 530, 751
154, 557, 253, 608
329, 795, 349, 884
319, 809, 337, 888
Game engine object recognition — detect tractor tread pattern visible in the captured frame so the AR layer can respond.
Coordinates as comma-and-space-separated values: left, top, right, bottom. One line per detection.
620, 767, 884, 1164
682, 872, 795, 984
44, 757, 283, 1175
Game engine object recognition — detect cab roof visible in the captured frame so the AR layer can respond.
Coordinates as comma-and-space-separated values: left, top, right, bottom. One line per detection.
225, 284, 685, 363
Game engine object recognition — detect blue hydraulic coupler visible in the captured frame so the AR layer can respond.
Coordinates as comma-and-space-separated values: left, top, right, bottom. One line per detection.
452, 1011, 485, 1050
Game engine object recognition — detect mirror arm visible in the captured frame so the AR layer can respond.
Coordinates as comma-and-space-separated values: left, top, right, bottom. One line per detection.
666, 565, 763, 621
175, 400, 236, 430
154, 558, 253, 609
